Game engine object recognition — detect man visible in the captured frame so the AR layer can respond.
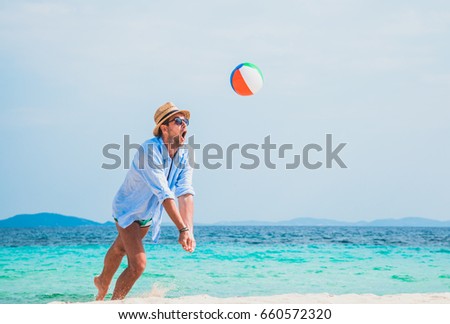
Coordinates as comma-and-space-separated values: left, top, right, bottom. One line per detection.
94, 102, 195, 301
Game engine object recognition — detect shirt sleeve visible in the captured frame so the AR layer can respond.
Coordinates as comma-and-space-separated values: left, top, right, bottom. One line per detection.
133, 143, 175, 203
175, 150, 195, 198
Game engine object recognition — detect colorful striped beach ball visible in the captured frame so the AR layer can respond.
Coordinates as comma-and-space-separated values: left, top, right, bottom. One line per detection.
230, 62, 264, 96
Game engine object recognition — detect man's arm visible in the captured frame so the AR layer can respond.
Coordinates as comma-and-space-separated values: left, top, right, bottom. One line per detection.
178, 194, 195, 253
178, 194, 194, 231
162, 198, 195, 253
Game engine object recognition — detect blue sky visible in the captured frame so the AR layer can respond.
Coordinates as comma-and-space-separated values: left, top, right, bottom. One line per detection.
1, 0, 449, 223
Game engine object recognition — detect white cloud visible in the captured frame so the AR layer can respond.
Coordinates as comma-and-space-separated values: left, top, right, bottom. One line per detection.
0, 106, 82, 129
21, 2, 72, 16
422, 73, 450, 88
378, 9, 450, 36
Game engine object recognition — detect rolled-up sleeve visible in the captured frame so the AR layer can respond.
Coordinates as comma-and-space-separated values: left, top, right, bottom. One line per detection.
175, 154, 195, 198
135, 143, 175, 203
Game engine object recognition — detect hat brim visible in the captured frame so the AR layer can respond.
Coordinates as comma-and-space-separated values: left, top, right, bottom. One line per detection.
153, 109, 190, 136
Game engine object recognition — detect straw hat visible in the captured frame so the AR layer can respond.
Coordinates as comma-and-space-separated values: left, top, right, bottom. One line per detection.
153, 102, 190, 136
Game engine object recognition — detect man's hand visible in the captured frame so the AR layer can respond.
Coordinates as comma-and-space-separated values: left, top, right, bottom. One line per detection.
178, 230, 196, 253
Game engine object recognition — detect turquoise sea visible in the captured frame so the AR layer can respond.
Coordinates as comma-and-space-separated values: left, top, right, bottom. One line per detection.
0, 226, 449, 304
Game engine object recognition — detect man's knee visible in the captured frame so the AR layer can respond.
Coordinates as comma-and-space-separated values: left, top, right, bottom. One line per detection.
112, 244, 126, 257
129, 256, 146, 276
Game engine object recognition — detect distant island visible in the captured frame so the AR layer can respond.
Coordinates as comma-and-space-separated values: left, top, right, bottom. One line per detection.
0, 213, 114, 228
212, 217, 450, 227
0, 213, 449, 228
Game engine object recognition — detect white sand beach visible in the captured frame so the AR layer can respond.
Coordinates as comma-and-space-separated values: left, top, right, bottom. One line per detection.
86, 293, 450, 304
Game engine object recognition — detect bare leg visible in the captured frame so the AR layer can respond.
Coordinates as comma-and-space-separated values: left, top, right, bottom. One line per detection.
111, 222, 149, 300
94, 223, 149, 301
94, 236, 126, 301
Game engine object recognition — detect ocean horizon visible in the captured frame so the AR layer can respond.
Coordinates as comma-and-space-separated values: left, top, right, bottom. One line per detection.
2, 213, 450, 228
1, 225, 449, 304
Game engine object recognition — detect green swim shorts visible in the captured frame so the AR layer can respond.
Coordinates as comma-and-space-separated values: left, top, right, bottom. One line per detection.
114, 218, 152, 228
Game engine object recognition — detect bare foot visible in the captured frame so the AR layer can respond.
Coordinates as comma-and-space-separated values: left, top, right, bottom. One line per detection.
94, 276, 108, 301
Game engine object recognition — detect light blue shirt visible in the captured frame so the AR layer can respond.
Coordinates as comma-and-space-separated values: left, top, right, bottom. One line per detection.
112, 136, 195, 243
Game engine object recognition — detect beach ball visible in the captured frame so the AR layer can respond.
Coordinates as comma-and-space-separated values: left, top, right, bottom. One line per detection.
230, 62, 264, 96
